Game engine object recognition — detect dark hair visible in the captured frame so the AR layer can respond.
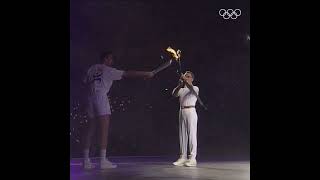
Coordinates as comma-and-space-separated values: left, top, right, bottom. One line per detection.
100, 51, 113, 62
185, 71, 195, 80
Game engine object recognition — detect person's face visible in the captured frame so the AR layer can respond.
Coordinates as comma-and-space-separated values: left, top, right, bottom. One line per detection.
184, 72, 194, 84
103, 54, 113, 66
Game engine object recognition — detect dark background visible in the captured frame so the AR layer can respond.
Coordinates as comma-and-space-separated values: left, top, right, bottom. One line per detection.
70, 0, 250, 160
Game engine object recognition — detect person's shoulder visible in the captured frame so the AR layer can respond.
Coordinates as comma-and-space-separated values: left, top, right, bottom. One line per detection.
89, 64, 100, 69
87, 64, 97, 71
193, 86, 199, 91
103, 65, 117, 71
97, 65, 114, 72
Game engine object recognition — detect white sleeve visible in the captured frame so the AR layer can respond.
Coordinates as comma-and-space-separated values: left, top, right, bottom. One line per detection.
109, 68, 125, 81
177, 88, 184, 97
194, 86, 199, 95
83, 66, 93, 84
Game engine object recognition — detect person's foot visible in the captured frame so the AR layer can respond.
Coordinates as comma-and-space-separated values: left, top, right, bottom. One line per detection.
184, 159, 197, 167
83, 158, 95, 170
100, 158, 117, 169
173, 158, 188, 166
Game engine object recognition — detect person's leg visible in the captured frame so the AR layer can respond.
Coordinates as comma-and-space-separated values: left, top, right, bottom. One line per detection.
98, 114, 110, 161
97, 114, 117, 169
185, 109, 198, 167
179, 110, 188, 159
82, 100, 96, 169
173, 110, 188, 166
83, 117, 96, 158
96, 96, 117, 169
188, 110, 198, 160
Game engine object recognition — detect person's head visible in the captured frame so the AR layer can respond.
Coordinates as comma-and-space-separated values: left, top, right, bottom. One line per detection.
184, 71, 195, 84
100, 51, 113, 66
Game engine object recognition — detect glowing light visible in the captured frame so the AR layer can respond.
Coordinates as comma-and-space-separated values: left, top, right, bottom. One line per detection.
166, 46, 181, 60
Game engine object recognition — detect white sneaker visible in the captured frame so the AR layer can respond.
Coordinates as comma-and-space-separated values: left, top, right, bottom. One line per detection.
100, 159, 117, 169
83, 158, 95, 170
173, 158, 188, 166
184, 159, 197, 167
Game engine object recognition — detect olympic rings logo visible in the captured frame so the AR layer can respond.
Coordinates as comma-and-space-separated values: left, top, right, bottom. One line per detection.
219, 9, 241, 19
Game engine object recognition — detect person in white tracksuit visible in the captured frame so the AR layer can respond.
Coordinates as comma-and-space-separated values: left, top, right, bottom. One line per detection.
172, 71, 199, 167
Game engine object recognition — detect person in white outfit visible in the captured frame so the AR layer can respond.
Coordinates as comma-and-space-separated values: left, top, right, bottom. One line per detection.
82, 51, 154, 170
172, 71, 199, 167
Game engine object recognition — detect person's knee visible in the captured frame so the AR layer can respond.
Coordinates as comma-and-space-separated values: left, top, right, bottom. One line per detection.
98, 114, 111, 121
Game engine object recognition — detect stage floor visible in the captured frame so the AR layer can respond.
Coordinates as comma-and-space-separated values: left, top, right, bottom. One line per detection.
70, 156, 250, 180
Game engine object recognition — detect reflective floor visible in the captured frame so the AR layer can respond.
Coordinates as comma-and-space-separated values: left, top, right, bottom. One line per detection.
70, 156, 250, 180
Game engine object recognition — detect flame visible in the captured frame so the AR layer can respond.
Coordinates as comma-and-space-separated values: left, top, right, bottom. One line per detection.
166, 46, 181, 60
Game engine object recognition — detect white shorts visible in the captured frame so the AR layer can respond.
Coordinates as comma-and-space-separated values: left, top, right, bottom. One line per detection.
87, 94, 111, 119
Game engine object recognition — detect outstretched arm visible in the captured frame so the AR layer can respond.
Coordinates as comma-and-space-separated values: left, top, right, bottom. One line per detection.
122, 71, 154, 79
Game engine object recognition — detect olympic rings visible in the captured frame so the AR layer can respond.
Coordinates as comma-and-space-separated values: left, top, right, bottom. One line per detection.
219, 9, 241, 19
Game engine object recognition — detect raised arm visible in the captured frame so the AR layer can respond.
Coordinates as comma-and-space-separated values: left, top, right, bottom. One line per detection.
172, 79, 184, 97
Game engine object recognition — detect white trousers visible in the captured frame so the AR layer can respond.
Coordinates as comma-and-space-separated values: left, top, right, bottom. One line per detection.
179, 108, 198, 160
